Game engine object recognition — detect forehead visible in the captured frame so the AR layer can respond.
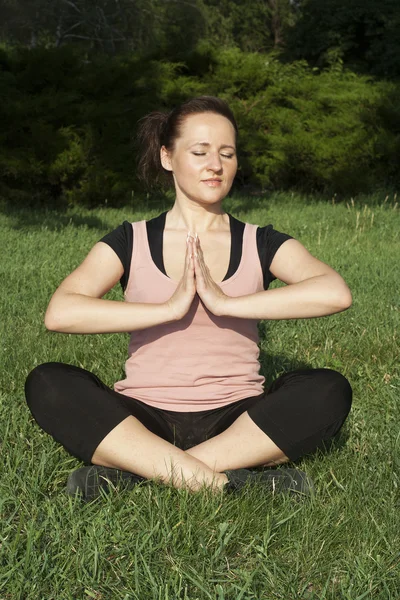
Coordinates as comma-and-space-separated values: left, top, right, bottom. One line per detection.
178, 112, 236, 145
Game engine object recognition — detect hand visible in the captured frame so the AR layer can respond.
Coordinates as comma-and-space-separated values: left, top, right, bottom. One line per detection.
165, 234, 229, 321
166, 234, 196, 321
193, 234, 229, 317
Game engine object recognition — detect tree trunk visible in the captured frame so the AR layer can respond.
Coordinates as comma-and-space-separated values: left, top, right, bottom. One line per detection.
268, 0, 283, 47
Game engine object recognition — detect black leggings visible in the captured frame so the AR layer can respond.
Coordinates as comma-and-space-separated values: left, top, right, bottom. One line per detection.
25, 362, 352, 466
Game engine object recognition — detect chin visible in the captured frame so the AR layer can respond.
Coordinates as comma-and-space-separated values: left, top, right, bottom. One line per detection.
178, 182, 231, 205
200, 185, 230, 200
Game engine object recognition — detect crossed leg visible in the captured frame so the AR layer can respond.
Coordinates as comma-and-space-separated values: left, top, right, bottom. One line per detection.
91, 415, 229, 493
26, 363, 352, 495
27, 363, 285, 495
185, 411, 288, 471
186, 367, 353, 475
91, 410, 285, 493
92, 412, 287, 491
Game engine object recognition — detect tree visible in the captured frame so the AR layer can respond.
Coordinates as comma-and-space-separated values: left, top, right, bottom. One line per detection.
199, 0, 298, 53
286, 0, 400, 79
0, 0, 211, 58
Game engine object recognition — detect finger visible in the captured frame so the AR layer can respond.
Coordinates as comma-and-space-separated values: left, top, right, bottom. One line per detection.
186, 238, 195, 276
185, 237, 190, 266
192, 235, 201, 261
193, 236, 208, 279
195, 236, 206, 265
194, 254, 207, 287
195, 243, 208, 280
186, 235, 196, 259
186, 233, 193, 254
183, 238, 193, 280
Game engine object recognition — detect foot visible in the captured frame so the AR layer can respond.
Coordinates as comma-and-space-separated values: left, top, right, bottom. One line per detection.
223, 467, 315, 498
66, 465, 147, 502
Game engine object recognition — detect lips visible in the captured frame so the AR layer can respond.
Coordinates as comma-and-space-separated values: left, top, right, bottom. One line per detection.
202, 179, 222, 187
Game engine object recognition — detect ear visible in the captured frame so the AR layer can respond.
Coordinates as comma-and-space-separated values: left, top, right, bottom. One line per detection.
160, 146, 173, 172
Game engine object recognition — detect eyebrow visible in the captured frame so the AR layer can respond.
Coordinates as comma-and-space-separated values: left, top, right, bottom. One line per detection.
189, 142, 236, 151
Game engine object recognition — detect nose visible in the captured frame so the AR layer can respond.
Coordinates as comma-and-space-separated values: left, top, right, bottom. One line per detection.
207, 152, 223, 173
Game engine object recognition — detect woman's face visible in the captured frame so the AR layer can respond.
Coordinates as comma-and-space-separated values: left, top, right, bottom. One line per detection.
161, 112, 238, 207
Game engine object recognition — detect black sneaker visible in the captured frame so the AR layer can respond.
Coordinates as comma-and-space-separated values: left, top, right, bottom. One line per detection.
223, 467, 315, 498
66, 466, 147, 502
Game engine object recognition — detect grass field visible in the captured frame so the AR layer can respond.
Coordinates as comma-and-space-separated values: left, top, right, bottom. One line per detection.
0, 192, 399, 599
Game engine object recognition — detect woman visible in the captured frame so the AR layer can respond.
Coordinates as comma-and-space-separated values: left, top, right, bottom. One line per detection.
25, 96, 352, 501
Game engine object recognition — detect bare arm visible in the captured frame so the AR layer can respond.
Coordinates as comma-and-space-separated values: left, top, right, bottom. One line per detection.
221, 239, 352, 320
44, 242, 174, 334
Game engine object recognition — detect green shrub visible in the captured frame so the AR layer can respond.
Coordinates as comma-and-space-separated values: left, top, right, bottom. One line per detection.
0, 44, 399, 206
201, 49, 400, 195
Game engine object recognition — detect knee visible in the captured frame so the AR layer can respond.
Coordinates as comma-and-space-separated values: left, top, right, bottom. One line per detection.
25, 361, 63, 393
319, 368, 353, 420
25, 362, 66, 414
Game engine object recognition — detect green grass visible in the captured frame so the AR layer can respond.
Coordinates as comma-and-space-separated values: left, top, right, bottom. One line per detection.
0, 191, 399, 599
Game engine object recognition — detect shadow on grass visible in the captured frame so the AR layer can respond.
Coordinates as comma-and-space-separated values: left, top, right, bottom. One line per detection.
257, 320, 311, 386
1, 191, 173, 233
2, 204, 113, 233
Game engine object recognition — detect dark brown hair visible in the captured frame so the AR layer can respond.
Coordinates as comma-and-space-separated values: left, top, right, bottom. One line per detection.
136, 96, 238, 189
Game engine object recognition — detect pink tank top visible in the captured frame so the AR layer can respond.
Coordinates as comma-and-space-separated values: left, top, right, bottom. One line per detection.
114, 219, 265, 411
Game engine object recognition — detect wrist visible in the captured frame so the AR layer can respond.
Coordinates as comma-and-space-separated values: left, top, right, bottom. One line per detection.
217, 295, 235, 317
164, 299, 179, 322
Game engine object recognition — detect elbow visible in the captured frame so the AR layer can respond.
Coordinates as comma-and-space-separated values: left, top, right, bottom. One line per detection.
44, 308, 65, 332
44, 292, 85, 333
44, 293, 71, 332
44, 310, 57, 332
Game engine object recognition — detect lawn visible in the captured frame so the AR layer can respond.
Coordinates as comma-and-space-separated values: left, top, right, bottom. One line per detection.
0, 192, 399, 599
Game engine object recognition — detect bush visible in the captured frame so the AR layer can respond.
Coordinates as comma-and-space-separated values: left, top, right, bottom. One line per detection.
0, 44, 399, 206
201, 49, 400, 195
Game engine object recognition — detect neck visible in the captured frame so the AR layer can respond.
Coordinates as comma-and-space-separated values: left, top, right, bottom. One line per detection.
167, 203, 228, 234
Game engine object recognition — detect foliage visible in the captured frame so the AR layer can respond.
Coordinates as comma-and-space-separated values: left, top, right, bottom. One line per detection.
209, 49, 400, 194
0, 43, 400, 206
2, 0, 400, 83
286, 0, 400, 79
0, 0, 211, 57
198, 0, 297, 54
0, 46, 188, 206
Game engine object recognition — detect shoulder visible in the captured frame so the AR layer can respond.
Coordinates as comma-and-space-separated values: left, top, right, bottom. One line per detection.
256, 223, 293, 258
98, 221, 133, 291
229, 214, 294, 288
99, 221, 133, 247
256, 223, 293, 287
229, 213, 293, 260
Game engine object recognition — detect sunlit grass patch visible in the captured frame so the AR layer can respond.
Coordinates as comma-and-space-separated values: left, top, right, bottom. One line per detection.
0, 192, 399, 599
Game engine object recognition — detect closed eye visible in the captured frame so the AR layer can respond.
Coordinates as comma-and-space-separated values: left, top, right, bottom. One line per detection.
192, 152, 235, 159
